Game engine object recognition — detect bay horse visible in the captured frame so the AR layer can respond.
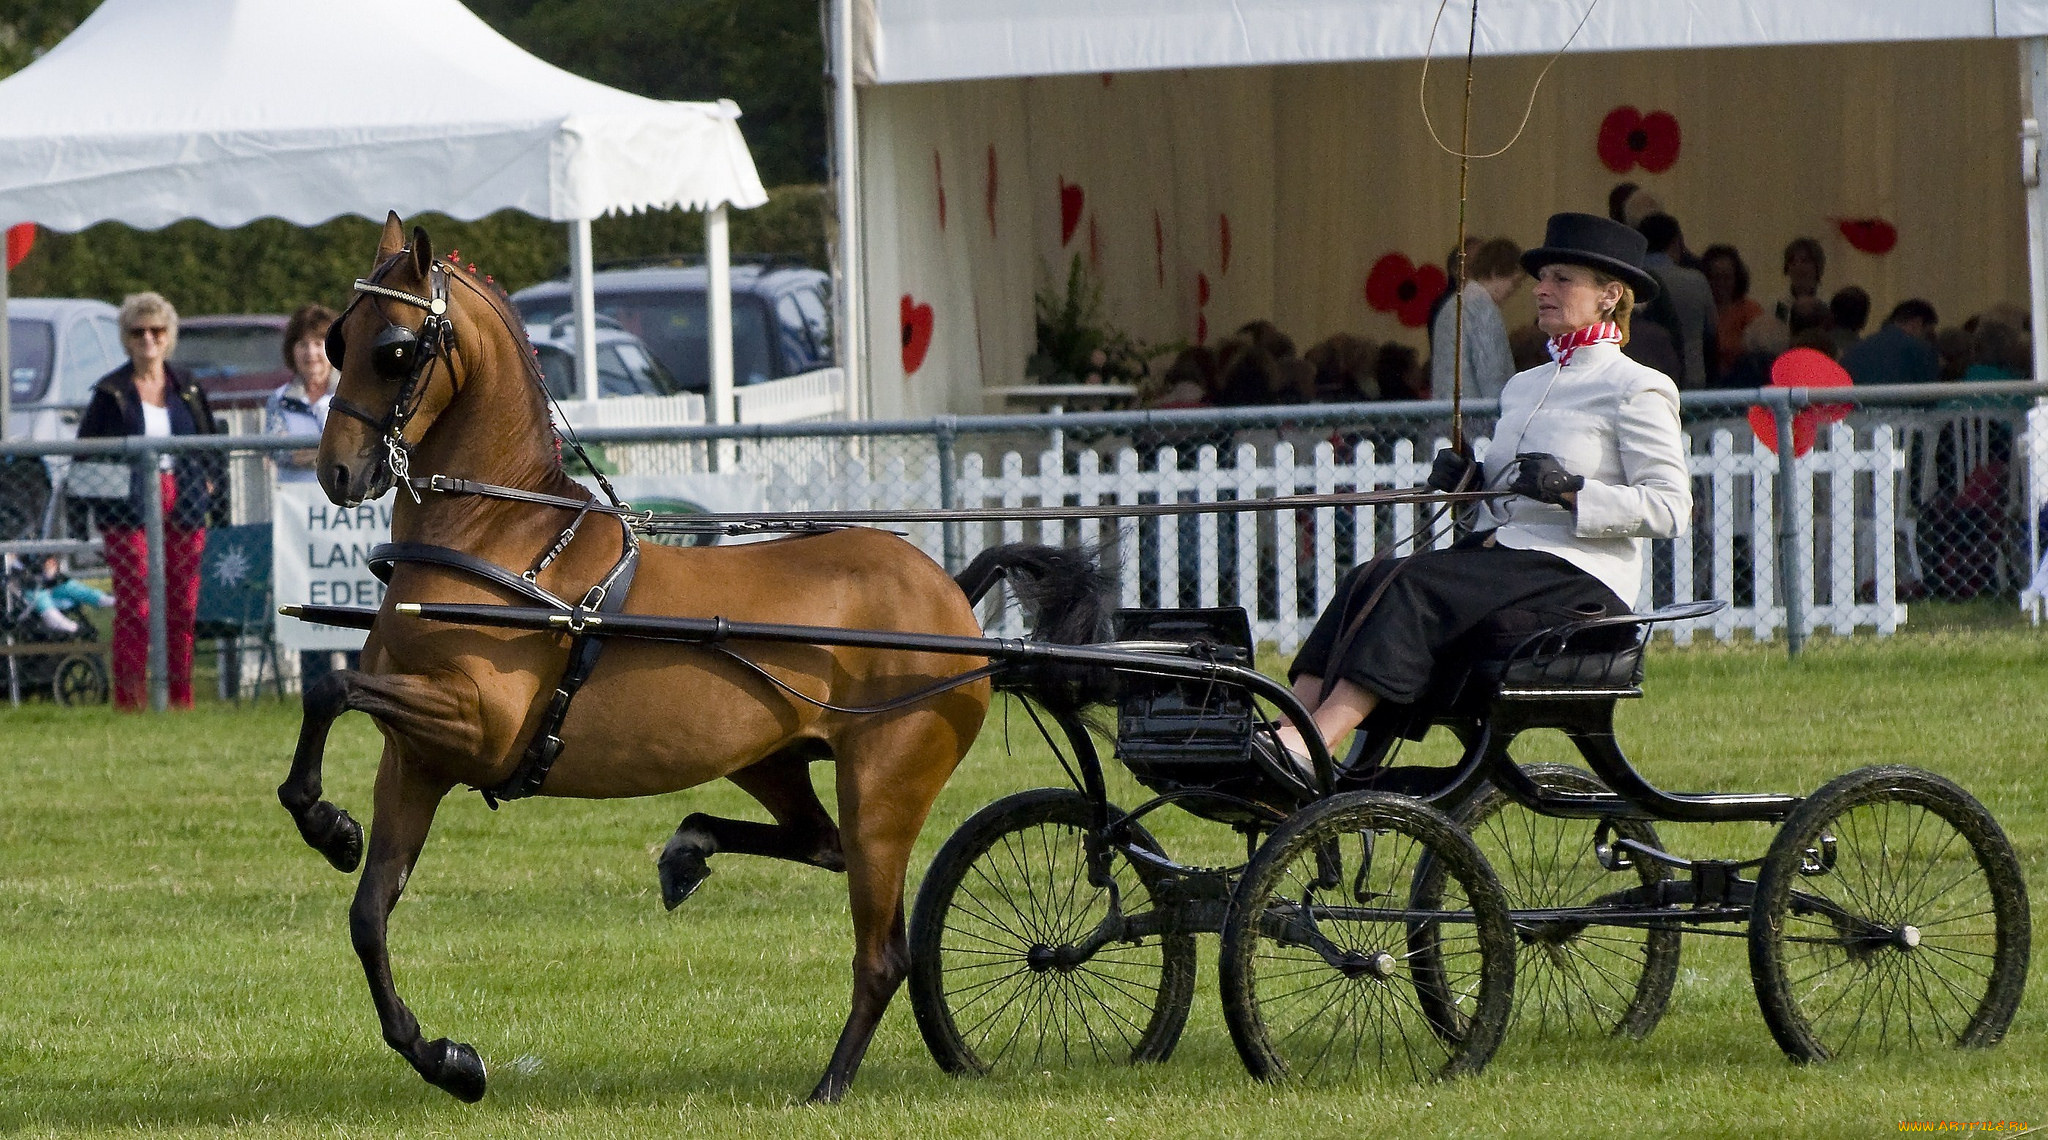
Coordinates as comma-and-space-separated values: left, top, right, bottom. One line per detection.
279, 213, 1108, 1104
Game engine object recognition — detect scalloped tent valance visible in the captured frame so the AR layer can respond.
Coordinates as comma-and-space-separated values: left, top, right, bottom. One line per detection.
0, 0, 768, 232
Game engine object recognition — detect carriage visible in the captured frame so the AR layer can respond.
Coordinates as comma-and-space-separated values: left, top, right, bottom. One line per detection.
282, 216, 2028, 1104
899, 596, 2030, 1082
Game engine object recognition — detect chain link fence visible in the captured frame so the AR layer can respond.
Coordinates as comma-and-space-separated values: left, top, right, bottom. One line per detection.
1, 383, 2040, 709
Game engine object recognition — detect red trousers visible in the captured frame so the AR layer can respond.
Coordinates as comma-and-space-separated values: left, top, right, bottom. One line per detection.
103, 473, 207, 710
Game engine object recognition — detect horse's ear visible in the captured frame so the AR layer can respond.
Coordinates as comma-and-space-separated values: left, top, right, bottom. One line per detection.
376, 211, 406, 260
410, 226, 434, 279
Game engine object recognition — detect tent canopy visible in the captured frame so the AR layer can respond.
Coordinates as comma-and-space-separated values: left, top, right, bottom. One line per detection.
864, 0, 2048, 85
0, 0, 768, 231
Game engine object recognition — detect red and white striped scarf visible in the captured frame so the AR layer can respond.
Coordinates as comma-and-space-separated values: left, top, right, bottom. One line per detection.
1547, 321, 1622, 366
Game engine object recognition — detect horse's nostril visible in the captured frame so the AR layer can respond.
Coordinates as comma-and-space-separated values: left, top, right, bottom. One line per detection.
331, 464, 350, 489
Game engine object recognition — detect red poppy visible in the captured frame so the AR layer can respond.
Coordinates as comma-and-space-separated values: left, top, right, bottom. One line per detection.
5, 223, 33, 270
901, 294, 934, 375
1059, 179, 1084, 246
1365, 254, 1447, 328
1837, 217, 1898, 255
1750, 347, 1852, 456
1597, 106, 1681, 174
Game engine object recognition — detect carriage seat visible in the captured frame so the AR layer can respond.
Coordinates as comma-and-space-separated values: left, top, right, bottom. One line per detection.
1369, 599, 1728, 739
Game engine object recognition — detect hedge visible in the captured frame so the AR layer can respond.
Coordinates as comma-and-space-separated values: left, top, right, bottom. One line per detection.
7, 184, 833, 316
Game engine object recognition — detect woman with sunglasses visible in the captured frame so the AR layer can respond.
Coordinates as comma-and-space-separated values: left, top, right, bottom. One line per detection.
77, 291, 219, 710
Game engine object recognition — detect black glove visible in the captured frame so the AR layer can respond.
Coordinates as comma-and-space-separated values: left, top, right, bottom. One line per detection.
1510, 452, 1584, 505
1427, 446, 1476, 492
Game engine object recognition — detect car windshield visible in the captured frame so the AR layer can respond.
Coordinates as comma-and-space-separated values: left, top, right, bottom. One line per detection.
8, 319, 54, 402
518, 290, 774, 391
535, 341, 681, 400
172, 325, 280, 378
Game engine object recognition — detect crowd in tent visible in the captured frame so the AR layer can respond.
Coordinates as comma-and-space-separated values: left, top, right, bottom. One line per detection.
1136, 181, 2035, 410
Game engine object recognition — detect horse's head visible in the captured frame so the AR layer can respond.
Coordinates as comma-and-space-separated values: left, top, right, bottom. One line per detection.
318, 212, 460, 507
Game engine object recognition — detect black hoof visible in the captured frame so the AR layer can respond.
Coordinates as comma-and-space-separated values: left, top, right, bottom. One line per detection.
420, 1037, 487, 1103
806, 1076, 848, 1104
294, 800, 363, 873
658, 846, 712, 910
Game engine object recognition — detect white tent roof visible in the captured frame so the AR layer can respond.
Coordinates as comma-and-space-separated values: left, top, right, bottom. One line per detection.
865, 0, 2048, 85
0, 0, 768, 231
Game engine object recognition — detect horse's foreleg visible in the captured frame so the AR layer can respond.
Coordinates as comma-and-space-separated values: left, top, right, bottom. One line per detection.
279, 669, 482, 874
279, 671, 366, 872
657, 747, 844, 909
350, 748, 487, 1102
809, 714, 965, 1103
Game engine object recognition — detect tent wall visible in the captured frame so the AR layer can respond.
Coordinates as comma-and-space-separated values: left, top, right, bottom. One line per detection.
862, 39, 2029, 414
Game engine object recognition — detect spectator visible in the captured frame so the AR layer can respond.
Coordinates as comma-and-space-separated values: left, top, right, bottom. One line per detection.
1507, 322, 1551, 372
18, 554, 111, 636
265, 303, 360, 685
1935, 327, 1976, 382
265, 303, 338, 483
1145, 345, 1216, 408
1829, 286, 1871, 355
1715, 316, 1790, 389
1840, 300, 1940, 386
1304, 334, 1379, 402
76, 292, 219, 711
1636, 213, 1718, 389
1424, 236, 1486, 336
1786, 297, 1836, 357
1428, 236, 1522, 401
1773, 237, 1825, 323
1374, 343, 1426, 401
1605, 181, 1640, 223
1963, 319, 2031, 381
1700, 244, 1762, 381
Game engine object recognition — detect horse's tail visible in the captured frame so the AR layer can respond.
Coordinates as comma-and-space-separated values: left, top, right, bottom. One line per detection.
955, 543, 1117, 716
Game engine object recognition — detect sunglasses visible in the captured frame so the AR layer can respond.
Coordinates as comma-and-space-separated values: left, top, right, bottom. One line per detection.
124, 326, 169, 339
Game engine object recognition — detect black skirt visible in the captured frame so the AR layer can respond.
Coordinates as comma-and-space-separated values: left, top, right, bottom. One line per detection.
1289, 539, 1628, 705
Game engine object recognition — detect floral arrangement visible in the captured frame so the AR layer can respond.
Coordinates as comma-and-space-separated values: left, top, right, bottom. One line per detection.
1026, 255, 1163, 387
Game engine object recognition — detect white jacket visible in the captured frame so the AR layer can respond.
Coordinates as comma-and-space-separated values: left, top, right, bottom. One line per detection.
1474, 340, 1691, 604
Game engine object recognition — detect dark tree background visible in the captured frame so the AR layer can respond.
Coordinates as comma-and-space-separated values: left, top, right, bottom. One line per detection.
1, 0, 831, 312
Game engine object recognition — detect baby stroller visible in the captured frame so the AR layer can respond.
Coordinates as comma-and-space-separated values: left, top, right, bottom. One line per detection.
1, 555, 110, 706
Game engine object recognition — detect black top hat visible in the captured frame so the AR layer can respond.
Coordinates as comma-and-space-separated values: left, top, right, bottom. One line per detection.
1521, 212, 1660, 302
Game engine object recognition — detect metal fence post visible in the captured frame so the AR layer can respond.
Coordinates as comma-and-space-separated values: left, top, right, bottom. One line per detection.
935, 414, 962, 574
1769, 388, 1805, 658
140, 444, 169, 710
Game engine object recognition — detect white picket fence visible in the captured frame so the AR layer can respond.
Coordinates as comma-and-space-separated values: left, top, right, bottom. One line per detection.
758, 423, 1907, 649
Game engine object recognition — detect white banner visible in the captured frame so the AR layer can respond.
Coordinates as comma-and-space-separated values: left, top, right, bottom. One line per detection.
272, 482, 390, 652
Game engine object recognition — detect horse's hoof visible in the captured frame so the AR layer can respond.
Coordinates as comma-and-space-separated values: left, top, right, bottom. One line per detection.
658, 846, 711, 910
421, 1037, 487, 1103
806, 1075, 849, 1104
296, 801, 363, 873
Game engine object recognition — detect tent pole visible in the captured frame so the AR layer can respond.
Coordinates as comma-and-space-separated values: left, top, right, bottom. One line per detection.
832, 0, 865, 420
706, 202, 733, 425
569, 218, 599, 404
2024, 39, 2048, 387
0, 250, 10, 440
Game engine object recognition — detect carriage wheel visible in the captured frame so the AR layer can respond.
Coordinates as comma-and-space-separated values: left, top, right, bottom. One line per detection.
1445, 764, 1681, 1041
1749, 765, 2030, 1061
907, 788, 1197, 1074
52, 653, 108, 707
1219, 791, 1514, 1083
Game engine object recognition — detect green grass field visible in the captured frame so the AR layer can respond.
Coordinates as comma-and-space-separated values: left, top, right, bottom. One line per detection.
1, 629, 2044, 1138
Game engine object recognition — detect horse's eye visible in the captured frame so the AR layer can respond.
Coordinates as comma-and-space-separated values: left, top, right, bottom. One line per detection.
371, 324, 418, 381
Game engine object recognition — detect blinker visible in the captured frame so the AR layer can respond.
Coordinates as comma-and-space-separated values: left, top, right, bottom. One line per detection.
372, 324, 419, 380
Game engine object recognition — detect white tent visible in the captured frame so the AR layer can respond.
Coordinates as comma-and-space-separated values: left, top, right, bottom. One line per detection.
832, 0, 2048, 416
0, 0, 769, 417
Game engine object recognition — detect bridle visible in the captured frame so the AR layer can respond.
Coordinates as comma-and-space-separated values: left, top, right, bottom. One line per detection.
326, 250, 454, 502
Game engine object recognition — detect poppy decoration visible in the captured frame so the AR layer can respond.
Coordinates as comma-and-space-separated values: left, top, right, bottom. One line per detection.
1836, 217, 1898, 255
1597, 106, 1681, 174
1059, 179, 1084, 246
1365, 253, 1447, 328
5, 223, 33, 270
1750, 347, 1853, 457
901, 294, 934, 375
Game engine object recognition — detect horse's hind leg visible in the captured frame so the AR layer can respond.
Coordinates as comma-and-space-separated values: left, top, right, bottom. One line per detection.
658, 746, 844, 908
809, 711, 968, 1103
350, 748, 488, 1102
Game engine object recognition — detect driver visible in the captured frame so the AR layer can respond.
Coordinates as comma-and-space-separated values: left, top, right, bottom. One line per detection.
1275, 212, 1691, 765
